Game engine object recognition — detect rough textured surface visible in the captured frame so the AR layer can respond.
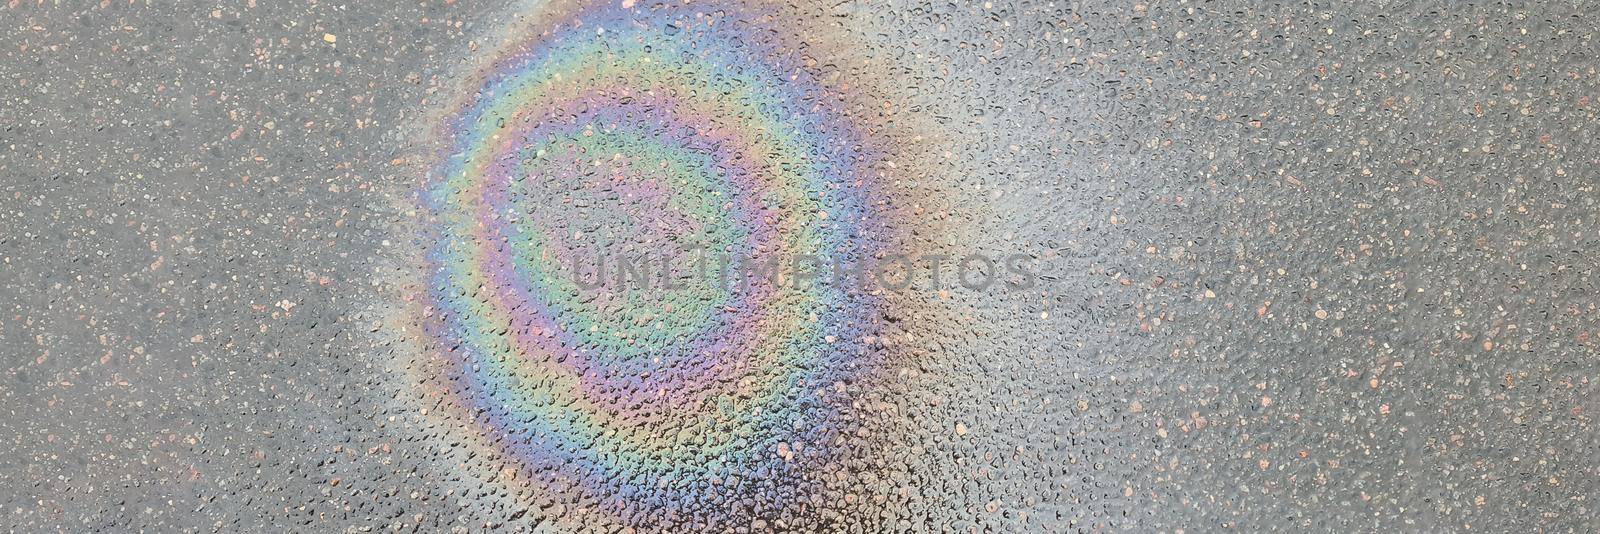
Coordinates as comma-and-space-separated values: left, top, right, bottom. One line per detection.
2, 1, 1597, 531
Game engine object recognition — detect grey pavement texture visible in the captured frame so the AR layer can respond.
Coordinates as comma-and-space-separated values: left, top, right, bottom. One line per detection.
2, 0, 1598, 532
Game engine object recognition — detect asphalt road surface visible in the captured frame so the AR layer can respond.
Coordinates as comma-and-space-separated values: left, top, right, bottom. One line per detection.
2, 1, 1597, 532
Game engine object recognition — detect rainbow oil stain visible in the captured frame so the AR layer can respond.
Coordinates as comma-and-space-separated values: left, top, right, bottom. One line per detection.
397, 0, 952, 528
